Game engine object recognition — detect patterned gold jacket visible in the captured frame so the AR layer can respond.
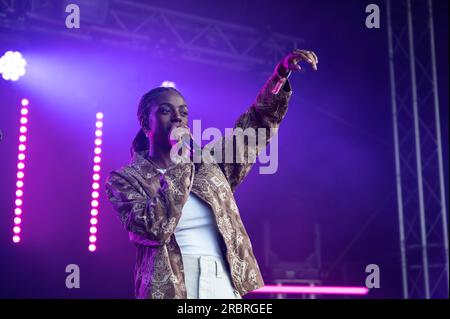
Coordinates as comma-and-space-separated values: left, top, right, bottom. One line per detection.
105, 69, 292, 299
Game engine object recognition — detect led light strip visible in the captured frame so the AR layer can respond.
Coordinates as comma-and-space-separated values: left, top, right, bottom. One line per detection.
88, 112, 103, 252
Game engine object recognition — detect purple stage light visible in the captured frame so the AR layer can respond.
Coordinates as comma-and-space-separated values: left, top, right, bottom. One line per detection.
88, 112, 103, 252
0, 51, 26, 81
13, 99, 30, 244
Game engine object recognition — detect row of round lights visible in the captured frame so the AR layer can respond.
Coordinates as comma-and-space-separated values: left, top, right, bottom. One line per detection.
13, 98, 30, 243
88, 112, 103, 252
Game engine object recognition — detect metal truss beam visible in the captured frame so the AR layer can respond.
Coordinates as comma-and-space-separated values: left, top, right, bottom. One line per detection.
387, 0, 448, 299
0, 0, 304, 71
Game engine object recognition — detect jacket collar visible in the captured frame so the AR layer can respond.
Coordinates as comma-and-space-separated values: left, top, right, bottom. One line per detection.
130, 151, 188, 180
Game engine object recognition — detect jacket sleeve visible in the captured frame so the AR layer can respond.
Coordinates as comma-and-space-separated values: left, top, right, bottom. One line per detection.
215, 67, 293, 192
105, 166, 191, 245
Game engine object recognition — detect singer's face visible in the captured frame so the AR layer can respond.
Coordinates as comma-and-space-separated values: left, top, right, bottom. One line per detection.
147, 91, 189, 147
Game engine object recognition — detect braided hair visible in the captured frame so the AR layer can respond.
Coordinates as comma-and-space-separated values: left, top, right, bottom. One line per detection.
131, 86, 185, 158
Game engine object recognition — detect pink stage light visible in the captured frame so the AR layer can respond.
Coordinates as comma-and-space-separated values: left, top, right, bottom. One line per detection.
88, 112, 103, 252
252, 285, 369, 296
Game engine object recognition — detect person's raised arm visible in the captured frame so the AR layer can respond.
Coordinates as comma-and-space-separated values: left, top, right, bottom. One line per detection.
215, 49, 318, 191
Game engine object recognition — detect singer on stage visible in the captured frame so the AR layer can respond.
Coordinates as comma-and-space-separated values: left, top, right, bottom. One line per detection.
105, 49, 318, 299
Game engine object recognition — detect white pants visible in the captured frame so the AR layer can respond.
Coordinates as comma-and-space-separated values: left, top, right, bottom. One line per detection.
182, 254, 242, 299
